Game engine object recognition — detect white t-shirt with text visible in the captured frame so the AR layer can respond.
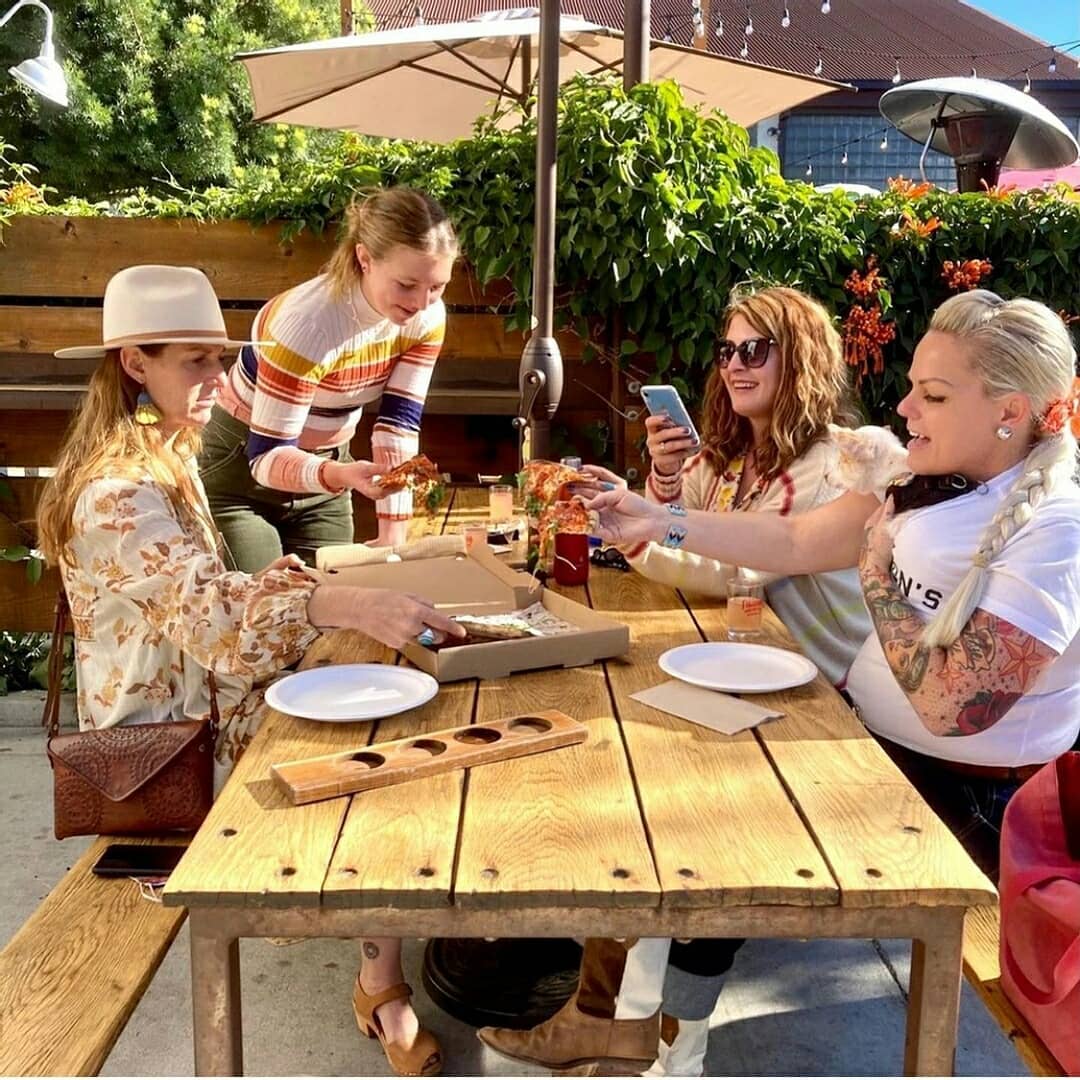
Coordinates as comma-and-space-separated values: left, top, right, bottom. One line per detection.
847, 464, 1080, 767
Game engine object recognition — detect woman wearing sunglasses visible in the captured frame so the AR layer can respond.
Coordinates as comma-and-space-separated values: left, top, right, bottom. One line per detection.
480, 287, 881, 1077
627, 284, 875, 686
589, 290, 1080, 867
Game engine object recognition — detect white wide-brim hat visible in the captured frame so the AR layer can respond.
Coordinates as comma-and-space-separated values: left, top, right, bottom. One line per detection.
56, 264, 255, 359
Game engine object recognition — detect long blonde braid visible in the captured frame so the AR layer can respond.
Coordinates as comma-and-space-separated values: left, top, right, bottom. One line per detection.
920, 291, 1078, 648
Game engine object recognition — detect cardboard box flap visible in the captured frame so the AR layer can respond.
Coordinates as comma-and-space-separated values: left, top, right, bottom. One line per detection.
317, 550, 540, 615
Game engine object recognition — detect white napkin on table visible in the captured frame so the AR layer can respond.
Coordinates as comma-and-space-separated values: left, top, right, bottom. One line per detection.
630, 680, 783, 735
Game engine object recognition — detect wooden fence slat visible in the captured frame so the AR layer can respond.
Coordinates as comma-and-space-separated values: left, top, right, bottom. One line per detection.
684, 596, 997, 910
0, 217, 514, 306
589, 571, 838, 908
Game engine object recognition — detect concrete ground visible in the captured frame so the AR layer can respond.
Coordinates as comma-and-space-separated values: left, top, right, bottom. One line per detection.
1, 712, 1026, 1077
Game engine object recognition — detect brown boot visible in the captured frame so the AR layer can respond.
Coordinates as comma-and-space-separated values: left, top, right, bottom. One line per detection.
477, 939, 659, 1072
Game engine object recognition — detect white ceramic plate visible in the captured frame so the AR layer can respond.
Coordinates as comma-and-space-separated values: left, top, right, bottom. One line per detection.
265, 664, 438, 722
658, 643, 818, 694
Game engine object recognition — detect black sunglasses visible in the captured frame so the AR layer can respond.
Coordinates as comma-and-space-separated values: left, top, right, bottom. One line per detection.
715, 337, 775, 369
590, 546, 631, 572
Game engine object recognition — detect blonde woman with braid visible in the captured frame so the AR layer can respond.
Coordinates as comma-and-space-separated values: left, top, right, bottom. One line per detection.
585, 289, 1080, 886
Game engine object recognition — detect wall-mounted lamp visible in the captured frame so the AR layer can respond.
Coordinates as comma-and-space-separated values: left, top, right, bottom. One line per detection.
0, 0, 68, 107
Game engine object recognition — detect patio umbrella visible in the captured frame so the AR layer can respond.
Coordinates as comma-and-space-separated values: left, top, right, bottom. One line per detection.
237, 9, 846, 458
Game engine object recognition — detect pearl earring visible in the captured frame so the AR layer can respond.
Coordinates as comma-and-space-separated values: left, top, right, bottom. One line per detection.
996, 426, 1013, 440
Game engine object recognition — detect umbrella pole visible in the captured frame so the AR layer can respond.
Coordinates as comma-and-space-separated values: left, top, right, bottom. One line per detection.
624, 0, 650, 86
516, 0, 563, 463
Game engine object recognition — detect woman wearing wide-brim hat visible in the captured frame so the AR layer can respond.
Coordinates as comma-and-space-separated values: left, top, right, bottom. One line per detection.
38, 264, 460, 1077
199, 186, 457, 572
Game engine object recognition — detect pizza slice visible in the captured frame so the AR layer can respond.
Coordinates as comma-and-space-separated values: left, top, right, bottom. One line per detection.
518, 459, 592, 516
377, 454, 446, 514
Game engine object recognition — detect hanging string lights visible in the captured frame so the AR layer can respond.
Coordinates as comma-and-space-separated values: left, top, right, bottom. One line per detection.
892, 57, 902, 84
781, 5, 791, 29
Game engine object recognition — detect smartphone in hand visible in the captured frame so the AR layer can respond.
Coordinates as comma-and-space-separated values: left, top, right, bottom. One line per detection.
640, 385, 701, 449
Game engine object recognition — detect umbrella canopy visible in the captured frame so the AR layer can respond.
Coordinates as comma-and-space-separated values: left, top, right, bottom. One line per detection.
237, 14, 846, 141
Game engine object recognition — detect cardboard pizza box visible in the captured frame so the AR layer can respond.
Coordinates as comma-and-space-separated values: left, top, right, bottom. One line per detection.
317, 546, 630, 682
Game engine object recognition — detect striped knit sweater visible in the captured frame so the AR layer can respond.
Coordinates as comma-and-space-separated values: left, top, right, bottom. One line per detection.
217, 273, 445, 526
629, 437, 872, 686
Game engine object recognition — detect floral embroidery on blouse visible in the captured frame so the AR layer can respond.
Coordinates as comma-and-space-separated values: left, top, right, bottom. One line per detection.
713, 455, 768, 513
61, 463, 320, 775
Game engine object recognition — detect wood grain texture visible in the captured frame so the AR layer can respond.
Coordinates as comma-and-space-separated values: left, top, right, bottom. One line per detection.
591, 571, 837, 908
0, 836, 187, 1077
962, 905, 1065, 1077
684, 595, 997, 910
455, 662, 660, 910
0, 217, 512, 306
272, 710, 587, 804
163, 633, 395, 909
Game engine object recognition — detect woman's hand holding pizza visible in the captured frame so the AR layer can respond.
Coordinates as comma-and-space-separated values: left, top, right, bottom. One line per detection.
582, 488, 668, 547
322, 459, 385, 500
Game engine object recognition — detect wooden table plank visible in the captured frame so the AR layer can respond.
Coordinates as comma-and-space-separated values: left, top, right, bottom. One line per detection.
684, 596, 997, 910
590, 571, 838, 909
454, 660, 661, 909
164, 634, 395, 908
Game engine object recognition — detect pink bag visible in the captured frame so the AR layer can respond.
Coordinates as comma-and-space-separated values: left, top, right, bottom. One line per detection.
999, 752, 1080, 1075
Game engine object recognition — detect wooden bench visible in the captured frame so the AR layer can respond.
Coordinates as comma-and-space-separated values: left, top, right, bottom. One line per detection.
0, 836, 187, 1076
963, 905, 1065, 1076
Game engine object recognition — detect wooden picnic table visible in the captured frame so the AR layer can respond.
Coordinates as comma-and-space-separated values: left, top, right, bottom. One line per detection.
163, 487, 996, 1077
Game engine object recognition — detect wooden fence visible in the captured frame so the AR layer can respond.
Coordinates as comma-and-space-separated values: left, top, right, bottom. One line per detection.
0, 216, 647, 630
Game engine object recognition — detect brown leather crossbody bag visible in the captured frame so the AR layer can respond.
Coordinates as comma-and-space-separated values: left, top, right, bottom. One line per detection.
43, 591, 218, 839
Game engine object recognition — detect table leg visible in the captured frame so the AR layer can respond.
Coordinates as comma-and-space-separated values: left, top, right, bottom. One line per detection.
190, 911, 243, 1076
903, 910, 965, 1076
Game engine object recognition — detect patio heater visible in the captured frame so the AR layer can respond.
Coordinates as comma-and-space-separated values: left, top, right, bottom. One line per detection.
0, 0, 68, 107
879, 77, 1078, 193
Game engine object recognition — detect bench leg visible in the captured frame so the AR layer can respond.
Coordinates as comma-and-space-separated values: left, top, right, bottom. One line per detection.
190, 912, 243, 1076
903, 910, 965, 1076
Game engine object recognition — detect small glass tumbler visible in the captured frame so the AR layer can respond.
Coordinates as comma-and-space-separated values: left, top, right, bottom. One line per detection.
489, 483, 515, 524
553, 533, 590, 586
462, 523, 488, 554
727, 573, 764, 640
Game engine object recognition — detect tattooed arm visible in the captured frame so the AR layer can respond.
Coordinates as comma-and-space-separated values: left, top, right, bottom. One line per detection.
858, 503, 1057, 737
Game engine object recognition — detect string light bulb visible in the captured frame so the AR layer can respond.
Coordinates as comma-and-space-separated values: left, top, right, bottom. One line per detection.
413, 2, 424, 25
715, 15, 724, 36
1049, 55, 1057, 74
744, 10, 754, 35
806, 162, 813, 177
892, 58, 901, 84
663, 15, 673, 42
814, 51, 823, 76
1024, 69, 1031, 93
740, 38, 749, 58
970, 60, 978, 78
821, 0, 831, 12
841, 149, 848, 166
880, 134, 889, 151
781, 6, 791, 28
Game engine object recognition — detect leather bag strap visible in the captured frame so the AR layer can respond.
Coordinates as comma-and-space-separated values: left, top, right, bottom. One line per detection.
206, 669, 220, 742
42, 590, 69, 741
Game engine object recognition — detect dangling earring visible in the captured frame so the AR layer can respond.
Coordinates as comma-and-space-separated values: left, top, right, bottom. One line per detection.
995, 425, 1013, 441
134, 388, 163, 426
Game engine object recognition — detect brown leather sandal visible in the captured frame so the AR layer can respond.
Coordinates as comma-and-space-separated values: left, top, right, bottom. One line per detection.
352, 976, 443, 1077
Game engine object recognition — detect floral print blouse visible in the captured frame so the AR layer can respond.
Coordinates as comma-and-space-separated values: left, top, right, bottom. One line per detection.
61, 460, 320, 776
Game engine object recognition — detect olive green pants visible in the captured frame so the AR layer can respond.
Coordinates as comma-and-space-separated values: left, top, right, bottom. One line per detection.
199, 406, 354, 573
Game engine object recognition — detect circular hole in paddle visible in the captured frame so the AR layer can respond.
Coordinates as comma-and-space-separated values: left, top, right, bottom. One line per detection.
481, 867, 499, 880
677, 867, 695, 878
280, 866, 296, 877
338, 867, 357, 877
611, 867, 631, 879
865, 867, 883, 878
350, 752, 386, 769
220, 827, 237, 838
507, 716, 553, 734
796, 868, 815, 879
408, 739, 447, 756
454, 727, 502, 745
416, 866, 436, 878
902, 825, 921, 834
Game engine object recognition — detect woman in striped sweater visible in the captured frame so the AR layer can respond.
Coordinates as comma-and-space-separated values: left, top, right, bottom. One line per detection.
199, 187, 456, 571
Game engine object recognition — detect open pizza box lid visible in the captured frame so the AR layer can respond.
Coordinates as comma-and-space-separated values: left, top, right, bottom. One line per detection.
315, 543, 629, 682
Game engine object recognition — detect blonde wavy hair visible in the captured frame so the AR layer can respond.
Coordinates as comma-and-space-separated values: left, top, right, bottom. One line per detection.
921, 290, 1079, 648
37, 349, 216, 566
323, 186, 459, 298
699, 285, 860, 479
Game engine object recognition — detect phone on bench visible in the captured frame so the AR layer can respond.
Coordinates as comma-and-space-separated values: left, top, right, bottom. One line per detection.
640, 384, 701, 450
91, 843, 187, 880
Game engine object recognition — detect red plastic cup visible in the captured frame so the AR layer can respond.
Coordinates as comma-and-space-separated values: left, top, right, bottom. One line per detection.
553, 532, 590, 586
